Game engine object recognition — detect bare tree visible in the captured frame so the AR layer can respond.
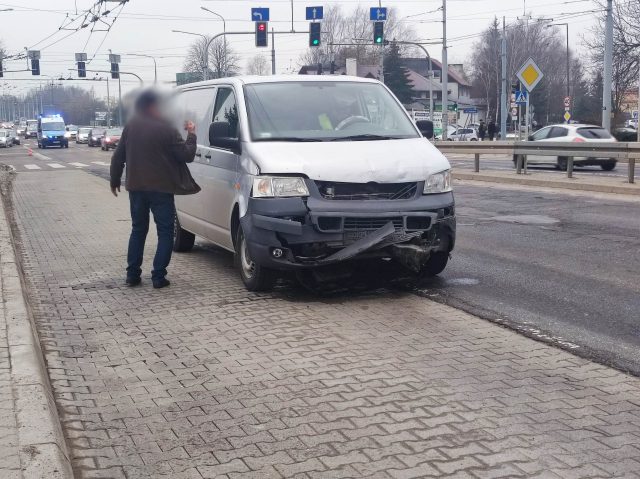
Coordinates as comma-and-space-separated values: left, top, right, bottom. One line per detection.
246, 54, 269, 75
183, 36, 240, 79
586, 1, 640, 125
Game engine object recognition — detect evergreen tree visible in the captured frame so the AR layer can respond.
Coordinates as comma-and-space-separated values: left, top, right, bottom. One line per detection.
384, 42, 414, 104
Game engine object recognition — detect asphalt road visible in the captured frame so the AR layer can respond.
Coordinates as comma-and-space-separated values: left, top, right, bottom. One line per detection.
448, 154, 632, 179
2, 142, 640, 375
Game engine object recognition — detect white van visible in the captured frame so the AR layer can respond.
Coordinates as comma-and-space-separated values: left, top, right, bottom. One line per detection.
171, 76, 456, 291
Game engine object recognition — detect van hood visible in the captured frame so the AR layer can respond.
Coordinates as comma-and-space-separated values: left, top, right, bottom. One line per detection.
245, 138, 450, 183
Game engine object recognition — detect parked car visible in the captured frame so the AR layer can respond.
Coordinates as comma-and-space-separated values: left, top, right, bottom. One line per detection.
614, 127, 638, 142
0, 129, 13, 148
522, 124, 617, 171
100, 128, 123, 150
448, 128, 478, 141
170, 75, 456, 291
76, 127, 92, 144
88, 128, 105, 147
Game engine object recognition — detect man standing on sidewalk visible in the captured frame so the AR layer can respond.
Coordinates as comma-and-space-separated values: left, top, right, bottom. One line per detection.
110, 90, 200, 289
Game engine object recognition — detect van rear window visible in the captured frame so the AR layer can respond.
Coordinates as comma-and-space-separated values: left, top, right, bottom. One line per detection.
577, 127, 612, 139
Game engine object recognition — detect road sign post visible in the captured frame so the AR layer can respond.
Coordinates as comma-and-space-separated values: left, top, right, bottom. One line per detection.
516, 58, 544, 140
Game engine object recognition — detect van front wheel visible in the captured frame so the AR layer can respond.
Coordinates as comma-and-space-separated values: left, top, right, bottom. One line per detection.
419, 252, 449, 277
235, 226, 276, 291
173, 215, 195, 252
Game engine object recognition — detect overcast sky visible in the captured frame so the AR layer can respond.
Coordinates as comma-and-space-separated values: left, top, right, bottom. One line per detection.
0, 0, 599, 98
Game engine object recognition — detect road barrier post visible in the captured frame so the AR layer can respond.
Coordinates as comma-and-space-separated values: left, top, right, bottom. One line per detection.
515, 154, 522, 175
474, 153, 480, 172
629, 158, 636, 184
567, 157, 574, 178
523, 155, 528, 175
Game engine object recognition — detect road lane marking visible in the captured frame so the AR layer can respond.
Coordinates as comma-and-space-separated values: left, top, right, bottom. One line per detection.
91, 161, 110, 166
69, 162, 88, 168
34, 152, 51, 161
47, 163, 65, 169
24, 164, 42, 170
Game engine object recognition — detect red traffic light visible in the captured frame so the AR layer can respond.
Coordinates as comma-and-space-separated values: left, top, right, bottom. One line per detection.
258, 23, 266, 31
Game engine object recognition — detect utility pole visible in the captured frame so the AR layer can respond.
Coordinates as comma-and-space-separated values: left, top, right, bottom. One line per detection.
117, 74, 122, 126
106, 77, 111, 127
602, 0, 613, 131
271, 28, 276, 74
441, 0, 448, 140
500, 16, 507, 140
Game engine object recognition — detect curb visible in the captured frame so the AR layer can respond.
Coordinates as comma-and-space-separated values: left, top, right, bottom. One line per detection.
453, 171, 640, 196
0, 172, 74, 478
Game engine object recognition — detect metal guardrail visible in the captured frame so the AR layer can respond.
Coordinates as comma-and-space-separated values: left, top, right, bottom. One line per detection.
434, 141, 640, 183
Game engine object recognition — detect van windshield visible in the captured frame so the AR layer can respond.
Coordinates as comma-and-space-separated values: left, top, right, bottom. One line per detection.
42, 122, 65, 131
244, 81, 420, 142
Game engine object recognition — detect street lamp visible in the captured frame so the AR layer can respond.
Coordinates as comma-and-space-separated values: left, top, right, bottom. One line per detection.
201, 7, 227, 77
172, 30, 210, 81
547, 23, 570, 117
126, 53, 157, 84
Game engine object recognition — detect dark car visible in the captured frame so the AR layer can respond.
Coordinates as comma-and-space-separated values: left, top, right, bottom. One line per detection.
613, 127, 638, 142
88, 128, 105, 147
100, 128, 123, 151
11, 129, 21, 145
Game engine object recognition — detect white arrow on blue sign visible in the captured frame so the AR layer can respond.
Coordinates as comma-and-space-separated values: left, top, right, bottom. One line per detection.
251, 8, 269, 21
306, 6, 323, 20
633, 110, 639, 120
370, 7, 387, 21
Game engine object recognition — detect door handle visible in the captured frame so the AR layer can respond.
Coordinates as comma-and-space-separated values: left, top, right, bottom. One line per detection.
195, 152, 202, 157
204, 154, 212, 159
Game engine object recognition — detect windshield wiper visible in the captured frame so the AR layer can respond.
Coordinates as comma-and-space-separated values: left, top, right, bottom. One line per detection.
328, 134, 403, 141
255, 137, 324, 142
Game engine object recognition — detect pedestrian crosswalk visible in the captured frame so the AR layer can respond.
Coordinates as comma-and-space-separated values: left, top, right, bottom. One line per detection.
3, 161, 111, 172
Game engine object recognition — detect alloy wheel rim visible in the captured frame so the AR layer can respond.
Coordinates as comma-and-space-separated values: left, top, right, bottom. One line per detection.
240, 235, 256, 279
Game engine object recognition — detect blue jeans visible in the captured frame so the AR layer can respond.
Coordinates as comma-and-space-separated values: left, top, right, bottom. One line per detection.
126, 191, 175, 282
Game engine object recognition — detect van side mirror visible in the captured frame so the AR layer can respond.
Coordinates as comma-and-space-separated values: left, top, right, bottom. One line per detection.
209, 122, 241, 153
416, 120, 434, 139
527, 135, 534, 141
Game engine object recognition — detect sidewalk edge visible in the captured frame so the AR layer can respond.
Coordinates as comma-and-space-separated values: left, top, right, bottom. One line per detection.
0, 171, 74, 479
453, 171, 640, 196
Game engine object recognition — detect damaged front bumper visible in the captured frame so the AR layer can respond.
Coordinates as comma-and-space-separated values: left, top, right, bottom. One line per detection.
240, 188, 456, 272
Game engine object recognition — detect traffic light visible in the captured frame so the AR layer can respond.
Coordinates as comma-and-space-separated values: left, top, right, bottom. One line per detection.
111, 63, 119, 79
0, 59, 3, 78
373, 21, 384, 45
31, 59, 40, 75
255, 21, 268, 47
77, 61, 86, 78
309, 22, 321, 47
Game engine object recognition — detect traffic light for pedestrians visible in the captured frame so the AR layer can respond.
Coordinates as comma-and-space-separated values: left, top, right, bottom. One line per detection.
111, 63, 119, 79
77, 61, 86, 78
255, 21, 268, 47
309, 22, 321, 47
31, 59, 40, 75
373, 21, 384, 44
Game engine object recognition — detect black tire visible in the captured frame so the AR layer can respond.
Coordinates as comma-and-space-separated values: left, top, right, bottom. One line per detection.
235, 225, 276, 291
172, 215, 195, 252
557, 156, 568, 171
601, 161, 616, 171
419, 252, 449, 277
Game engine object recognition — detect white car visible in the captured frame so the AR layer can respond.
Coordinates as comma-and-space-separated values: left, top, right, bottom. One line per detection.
524, 124, 617, 171
448, 128, 478, 141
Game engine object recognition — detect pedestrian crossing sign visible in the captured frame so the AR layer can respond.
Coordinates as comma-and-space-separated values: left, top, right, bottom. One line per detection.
516, 58, 544, 92
515, 90, 528, 104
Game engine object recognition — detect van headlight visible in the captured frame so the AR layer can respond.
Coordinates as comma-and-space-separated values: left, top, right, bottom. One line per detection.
252, 176, 309, 198
424, 169, 452, 194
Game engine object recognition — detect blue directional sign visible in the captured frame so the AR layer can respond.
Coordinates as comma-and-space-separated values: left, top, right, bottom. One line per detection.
306, 6, 323, 20
515, 90, 528, 104
462, 107, 478, 114
251, 7, 269, 22
633, 110, 639, 120
370, 7, 387, 21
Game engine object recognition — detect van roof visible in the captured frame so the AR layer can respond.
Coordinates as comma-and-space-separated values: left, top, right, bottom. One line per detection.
177, 74, 382, 90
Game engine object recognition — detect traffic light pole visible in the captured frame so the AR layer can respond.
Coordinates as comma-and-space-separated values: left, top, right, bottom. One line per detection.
272, 28, 276, 74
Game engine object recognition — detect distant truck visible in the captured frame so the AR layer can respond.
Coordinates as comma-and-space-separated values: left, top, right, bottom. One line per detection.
25, 119, 38, 139
37, 115, 68, 149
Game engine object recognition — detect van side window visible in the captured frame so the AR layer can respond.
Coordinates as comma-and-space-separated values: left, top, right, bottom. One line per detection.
211, 88, 239, 141
177, 88, 216, 141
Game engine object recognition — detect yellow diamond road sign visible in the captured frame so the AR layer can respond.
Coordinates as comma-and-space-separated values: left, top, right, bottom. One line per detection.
516, 58, 544, 92
564, 111, 571, 122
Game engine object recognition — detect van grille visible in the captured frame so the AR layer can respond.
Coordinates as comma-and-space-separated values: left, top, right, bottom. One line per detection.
316, 181, 418, 200
343, 217, 404, 231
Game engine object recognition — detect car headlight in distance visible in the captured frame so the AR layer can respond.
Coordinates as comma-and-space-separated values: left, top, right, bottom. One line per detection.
424, 169, 452, 194
64, 132, 71, 138
252, 177, 309, 198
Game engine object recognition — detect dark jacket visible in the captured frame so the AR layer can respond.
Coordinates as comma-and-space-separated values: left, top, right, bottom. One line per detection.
487, 121, 497, 136
110, 114, 198, 194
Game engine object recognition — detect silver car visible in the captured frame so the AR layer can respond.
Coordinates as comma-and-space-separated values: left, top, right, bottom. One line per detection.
0, 129, 13, 148
172, 76, 456, 291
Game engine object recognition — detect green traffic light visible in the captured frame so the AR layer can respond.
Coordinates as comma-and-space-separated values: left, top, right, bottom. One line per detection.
375, 37, 383, 44
313, 39, 319, 45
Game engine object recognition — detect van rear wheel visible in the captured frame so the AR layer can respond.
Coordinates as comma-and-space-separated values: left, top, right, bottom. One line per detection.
173, 215, 195, 252
235, 226, 276, 292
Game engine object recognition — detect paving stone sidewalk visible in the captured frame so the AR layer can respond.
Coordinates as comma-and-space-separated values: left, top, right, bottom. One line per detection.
7, 169, 640, 478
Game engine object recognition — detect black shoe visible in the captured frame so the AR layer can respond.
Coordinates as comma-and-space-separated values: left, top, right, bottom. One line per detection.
152, 278, 170, 289
126, 277, 141, 287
